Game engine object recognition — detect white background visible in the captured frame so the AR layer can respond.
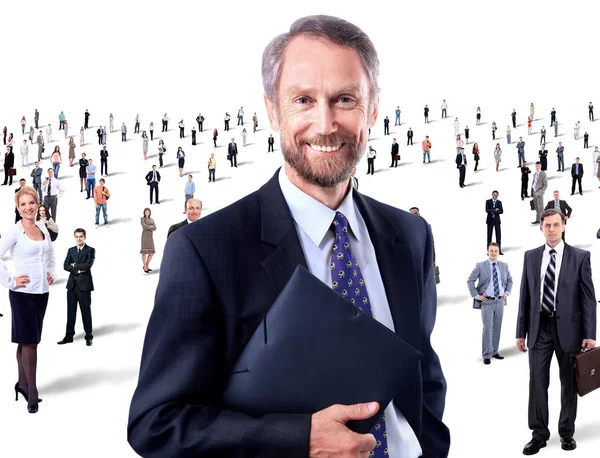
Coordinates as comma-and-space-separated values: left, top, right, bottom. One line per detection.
1, 1, 599, 457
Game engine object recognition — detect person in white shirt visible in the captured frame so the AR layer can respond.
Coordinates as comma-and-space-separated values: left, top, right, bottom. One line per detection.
0, 186, 56, 414
20, 140, 29, 168
42, 168, 66, 221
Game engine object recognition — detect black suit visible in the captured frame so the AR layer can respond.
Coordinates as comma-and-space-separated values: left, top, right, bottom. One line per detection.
3, 151, 14, 185
538, 149, 548, 171
145, 170, 161, 204
167, 220, 188, 238
455, 153, 466, 187
516, 244, 596, 441
63, 245, 95, 341
570, 163, 584, 195
228, 142, 238, 167
15, 188, 22, 223
521, 166, 531, 199
383, 117, 389, 135
127, 169, 450, 458
268, 136, 274, 152
390, 142, 399, 167
407, 130, 413, 145
485, 199, 503, 249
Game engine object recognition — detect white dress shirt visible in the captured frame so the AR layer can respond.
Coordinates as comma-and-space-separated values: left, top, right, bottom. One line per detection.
0, 221, 56, 292
43, 176, 65, 197
278, 168, 422, 458
539, 240, 564, 310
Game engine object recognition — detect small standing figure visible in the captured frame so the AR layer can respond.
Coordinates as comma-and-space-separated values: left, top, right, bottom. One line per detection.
424, 105, 429, 123
492, 121, 497, 140
476, 107, 481, 126
506, 126, 511, 144
493, 143, 502, 171
213, 129, 218, 148
191, 127, 197, 146
472, 143, 480, 172
527, 117, 532, 135
177, 147, 185, 177
224, 113, 230, 131
241, 128, 247, 147
464, 126, 470, 144
109, 113, 114, 132
142, 131, 149, 160
589, 102, 594, 122
79, 127, 85, 147
178, 120, 185, 139
529, 102, 535, 120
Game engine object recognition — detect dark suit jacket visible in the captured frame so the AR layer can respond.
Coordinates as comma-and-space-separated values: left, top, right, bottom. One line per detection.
544, 200, 572, 219
407, 130, 414, 138
391, 142, 399, 155
167, 219, 187, 238
145, 171, 161, 184
63, 245, 95, 292
128, 169, 450, 458
516, 244, 596, 353
485, 199, 503, 224
455, 153, 466, 168
268, 137, 274, 145
228, 143, 238, 156
4, 152, 14, 168
571, 163, 584, 178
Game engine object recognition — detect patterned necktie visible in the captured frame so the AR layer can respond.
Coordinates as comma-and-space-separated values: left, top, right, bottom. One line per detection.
542, 249, 557, 314
48, 178, 53, 196
329, 211, 388, 457
532, 173, 539, 191
492, 262, 500, 297
554, 200, 560, 211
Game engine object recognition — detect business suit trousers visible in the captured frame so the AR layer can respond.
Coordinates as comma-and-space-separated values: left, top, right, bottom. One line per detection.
458, 165, 466, 186
528, 316, 577, 441
367, 158, 374, 174
101, 159, 108, 175
390, 154, 398, 167
149, 182, 159, 204
44, 195, 58, 221
533, 194, 544, 222
487, 222, 501, 248
571, 176, 582, 194
229, 155, 237, 167
521, 179, 529, 199
33, 182, 42, 202
66, 289, 93, 340
3, 168, 13, 185
480, 299, 504, 358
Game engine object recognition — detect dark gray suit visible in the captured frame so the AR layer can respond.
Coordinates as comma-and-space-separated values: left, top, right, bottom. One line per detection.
516, 243, 596, 441
30, 166, 43, 201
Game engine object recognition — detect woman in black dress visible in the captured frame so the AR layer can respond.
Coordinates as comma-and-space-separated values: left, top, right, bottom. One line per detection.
213, 128, 218, 148
0, 186, 56, 413
476, 107, 481, 125
177, 147, 185, 177
424, 105, 429, 123
78, 153, 89, 192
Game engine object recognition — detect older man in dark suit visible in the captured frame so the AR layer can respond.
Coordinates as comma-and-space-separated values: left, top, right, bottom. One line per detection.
517, 209, 596, 455
228, 138, 238, 167
166, 199, 202, 238
544, 191, 572, 242
128, 15, 449, 458
58, 228, 96, 346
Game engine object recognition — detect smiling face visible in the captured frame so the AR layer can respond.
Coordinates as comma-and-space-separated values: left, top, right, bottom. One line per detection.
18, 193, 39, 222
265, 35, 378, 188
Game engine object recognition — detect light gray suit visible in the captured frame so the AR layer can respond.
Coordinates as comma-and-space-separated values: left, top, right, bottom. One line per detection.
531, 170, 548, 222
467, 260, 513, 358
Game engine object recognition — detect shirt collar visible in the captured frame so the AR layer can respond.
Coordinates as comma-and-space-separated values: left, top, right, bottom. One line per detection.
278, 167, 361, 246
545, 240, 564, 255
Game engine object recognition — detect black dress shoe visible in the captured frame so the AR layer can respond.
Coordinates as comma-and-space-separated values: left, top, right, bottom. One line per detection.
483, 358, 491, 365
86, 340, 93, 347
499, 252, 504, 255
57, 338, 73, 345
560, 437, 576, 450
531, 221, 540, 224
493, 354, 505, 359
523, 439, 547, 455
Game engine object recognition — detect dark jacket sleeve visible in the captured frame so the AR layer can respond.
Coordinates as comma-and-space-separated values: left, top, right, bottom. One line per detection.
74, 247, 96, 271
580, 251, 597, 340
127, 231, 311, 458
516, 254, 530, 339
418, 220, 450, 457
64, 249, 75, 272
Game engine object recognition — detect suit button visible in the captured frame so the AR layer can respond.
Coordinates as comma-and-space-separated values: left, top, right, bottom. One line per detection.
557, 316, 561, 320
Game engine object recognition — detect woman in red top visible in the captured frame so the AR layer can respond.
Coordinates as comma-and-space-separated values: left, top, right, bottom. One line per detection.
527, 116, 532, 135
472, 143, 480, 172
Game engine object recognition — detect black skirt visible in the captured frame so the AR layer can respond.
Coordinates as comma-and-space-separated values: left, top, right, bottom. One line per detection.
178, 157, 185, 168
9, 290, 49, 344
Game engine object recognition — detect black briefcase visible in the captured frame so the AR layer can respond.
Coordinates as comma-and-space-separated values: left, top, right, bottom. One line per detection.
529, 199, 535, 211
434, 265, 440, 284
572, 347, 600, 396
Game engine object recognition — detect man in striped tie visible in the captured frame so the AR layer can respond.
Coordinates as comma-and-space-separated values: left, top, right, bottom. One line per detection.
516, 209, 597, 455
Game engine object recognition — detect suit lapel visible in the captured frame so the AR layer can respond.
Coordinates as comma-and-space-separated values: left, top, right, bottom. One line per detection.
531, 246, 545, 311
557, 244, 572, 295
354, 192, 421, 350
482, 261, 491, 288
258, 170, 308, 293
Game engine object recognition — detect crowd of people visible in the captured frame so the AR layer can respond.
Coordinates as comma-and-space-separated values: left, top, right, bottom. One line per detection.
0, 13, 598, 458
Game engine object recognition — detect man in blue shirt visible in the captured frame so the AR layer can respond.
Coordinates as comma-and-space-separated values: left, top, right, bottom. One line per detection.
394, 106, 401, 126
86, 159, 97, 200
184, 174, 195, 202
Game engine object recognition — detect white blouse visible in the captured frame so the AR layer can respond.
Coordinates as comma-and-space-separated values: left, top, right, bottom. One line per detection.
0, 221, 56, 293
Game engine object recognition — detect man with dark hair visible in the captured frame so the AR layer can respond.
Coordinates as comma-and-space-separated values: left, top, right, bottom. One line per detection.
167, 198, 202, 238
545, 191, 571, 242
2, 145, 15, 186
456, 146, 467, 188
145, 165, 160, 205
570, 157, 583, 195
31, 161, 43, 202
84, 109, 90, 129
129, 15, 449, 458
521, 160, 531, 200
58, 228, 96, 347
228, 138, 238, 167
517, 209, 596, 454
467, 242, 513, 364
267, 133, 275, 152
390, 138, 399, 167
486, 191, 503, 254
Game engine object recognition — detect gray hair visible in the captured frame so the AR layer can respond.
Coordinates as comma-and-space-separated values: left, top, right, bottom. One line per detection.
261, 15, 380, 109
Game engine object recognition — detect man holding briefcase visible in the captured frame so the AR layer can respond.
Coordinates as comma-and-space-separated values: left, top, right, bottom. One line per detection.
516, 209, 596, 455
128, 15, 449, 458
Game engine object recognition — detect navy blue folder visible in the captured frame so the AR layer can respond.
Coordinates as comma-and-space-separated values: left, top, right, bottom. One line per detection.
220, 265, 422, 434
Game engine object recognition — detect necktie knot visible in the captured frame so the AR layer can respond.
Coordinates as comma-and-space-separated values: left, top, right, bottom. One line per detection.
492, 262, 497, 267
332, 212, 350, 238
550, 249, 556, 256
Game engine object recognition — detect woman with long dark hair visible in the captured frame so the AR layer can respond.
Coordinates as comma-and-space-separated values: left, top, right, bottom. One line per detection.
140, 208, 156, 273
